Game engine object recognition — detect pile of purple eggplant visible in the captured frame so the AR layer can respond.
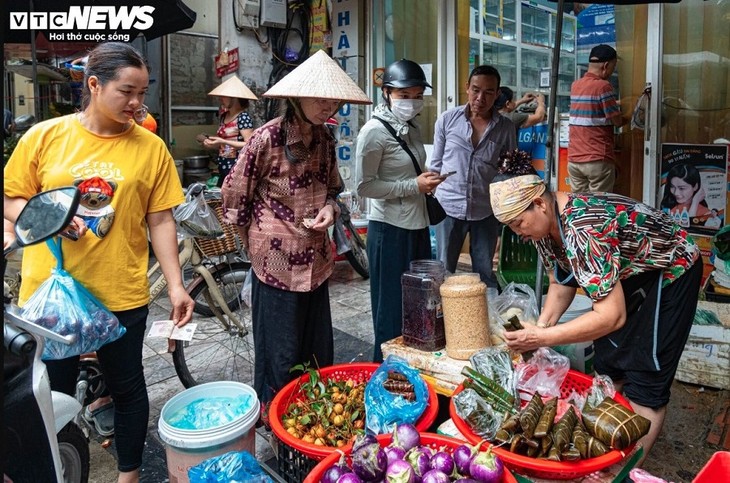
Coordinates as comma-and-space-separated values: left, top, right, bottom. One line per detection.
318, 423, 505, 483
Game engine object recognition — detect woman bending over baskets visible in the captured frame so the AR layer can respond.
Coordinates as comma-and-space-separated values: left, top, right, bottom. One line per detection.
489, 152, 702, 466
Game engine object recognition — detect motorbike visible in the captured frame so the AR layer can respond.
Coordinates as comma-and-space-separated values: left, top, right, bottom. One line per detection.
331, 196, 369, 279
3, 186, 91, 483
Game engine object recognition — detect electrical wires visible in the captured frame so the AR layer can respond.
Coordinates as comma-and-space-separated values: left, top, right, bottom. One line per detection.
264, 1, 311, 121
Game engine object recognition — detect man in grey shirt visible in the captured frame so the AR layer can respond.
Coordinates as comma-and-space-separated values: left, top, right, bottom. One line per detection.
430, 65, 516, 286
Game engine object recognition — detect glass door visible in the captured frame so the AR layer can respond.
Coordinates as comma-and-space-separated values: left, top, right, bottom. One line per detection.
371, 0, 444, 144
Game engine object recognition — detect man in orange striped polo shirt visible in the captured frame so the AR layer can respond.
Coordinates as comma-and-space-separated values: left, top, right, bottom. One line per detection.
568, 44, 626, 193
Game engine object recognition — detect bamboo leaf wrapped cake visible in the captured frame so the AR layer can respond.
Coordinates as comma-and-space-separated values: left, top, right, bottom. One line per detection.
582, 397, 651, 450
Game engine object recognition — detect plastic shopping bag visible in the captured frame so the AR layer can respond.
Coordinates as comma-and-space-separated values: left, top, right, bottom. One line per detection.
514, 347, 570, 400
364, 355, 429, 434
241, 270, 253, 308
173, 183, 224, 239
20, 238, 126, 360
188, 451, 273, 483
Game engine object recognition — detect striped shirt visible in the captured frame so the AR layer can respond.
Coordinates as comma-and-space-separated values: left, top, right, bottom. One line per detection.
568, 73, 621, 162
535, 192, 700, 301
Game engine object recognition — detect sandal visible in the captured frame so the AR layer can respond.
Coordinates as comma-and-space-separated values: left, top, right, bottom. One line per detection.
82, 401, 115, 437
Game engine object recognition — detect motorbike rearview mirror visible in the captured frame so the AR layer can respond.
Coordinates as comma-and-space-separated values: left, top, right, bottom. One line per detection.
14, 187, 80, 248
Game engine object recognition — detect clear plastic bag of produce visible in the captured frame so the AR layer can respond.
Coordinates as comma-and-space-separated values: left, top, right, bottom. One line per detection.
582, 373, 616, 411
188, 451, 273, 482
452, 387, 504, 439
514, 347, 570, 400
173, 183, 224, 239
489, 282, 540, 339
470, 347, 519, 409
365, 355, 429, 434
20, 238, 126, 360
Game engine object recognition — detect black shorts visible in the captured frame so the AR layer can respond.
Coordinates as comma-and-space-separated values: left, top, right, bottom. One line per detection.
593, 259, 703, 409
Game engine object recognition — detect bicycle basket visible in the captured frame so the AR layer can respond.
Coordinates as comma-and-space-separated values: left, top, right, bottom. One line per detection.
194, 200, 240, 258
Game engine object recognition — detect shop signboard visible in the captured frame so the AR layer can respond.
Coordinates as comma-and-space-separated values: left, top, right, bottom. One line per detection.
660, 143, 729, 236
518, 122, 548, 180
332, 0, 360, 193
576, 4, 615, 64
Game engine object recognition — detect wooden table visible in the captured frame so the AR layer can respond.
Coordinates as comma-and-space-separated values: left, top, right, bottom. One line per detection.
381, 336, 471, 396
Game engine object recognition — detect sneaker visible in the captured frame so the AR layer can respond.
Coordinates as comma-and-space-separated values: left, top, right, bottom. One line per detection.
82, 402, 115, 437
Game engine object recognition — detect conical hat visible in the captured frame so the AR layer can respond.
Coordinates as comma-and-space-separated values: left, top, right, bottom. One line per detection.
208, 76, 258, 100
264, 50, 371, 105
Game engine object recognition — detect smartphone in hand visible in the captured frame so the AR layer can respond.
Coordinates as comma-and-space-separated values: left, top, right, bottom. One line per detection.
440, 171, 457, 179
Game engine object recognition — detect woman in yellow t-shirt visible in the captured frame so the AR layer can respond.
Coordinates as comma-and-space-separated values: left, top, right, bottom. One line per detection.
4, 42, 194, 483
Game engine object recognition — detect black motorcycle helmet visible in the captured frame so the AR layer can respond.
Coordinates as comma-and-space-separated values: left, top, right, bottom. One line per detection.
382, 60, 431, 89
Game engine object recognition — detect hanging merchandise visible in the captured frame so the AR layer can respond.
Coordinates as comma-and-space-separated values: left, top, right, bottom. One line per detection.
309, 0, 331, 54
631, 86, 651, 130
215, 46, 240, 78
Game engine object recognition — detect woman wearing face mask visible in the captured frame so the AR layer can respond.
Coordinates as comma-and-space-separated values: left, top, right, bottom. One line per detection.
355, 59, 443, 362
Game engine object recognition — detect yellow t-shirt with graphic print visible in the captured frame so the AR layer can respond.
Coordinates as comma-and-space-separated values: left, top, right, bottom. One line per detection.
4, 114, 185, 311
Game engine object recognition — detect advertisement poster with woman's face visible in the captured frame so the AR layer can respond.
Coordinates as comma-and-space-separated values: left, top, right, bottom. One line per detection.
660, 143, 729, 236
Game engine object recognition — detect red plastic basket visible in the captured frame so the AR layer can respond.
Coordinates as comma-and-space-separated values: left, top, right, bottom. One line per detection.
450, 369, 637, 480
692, 451, 730, 483
270, 362, 439, 463
304, 432, 518, 483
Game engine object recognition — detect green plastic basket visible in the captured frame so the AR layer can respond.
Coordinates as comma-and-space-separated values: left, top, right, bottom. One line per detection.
497, 225, 549, 293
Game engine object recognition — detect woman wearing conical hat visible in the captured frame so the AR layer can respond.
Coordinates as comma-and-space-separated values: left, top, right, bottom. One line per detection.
200, 76, 258, 187
221, 50, 370, 403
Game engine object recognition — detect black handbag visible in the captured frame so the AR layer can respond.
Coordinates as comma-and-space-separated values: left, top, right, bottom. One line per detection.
373, 117, 447, 225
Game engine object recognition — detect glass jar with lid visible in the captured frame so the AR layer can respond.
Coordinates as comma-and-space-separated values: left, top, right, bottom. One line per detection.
401, 260, 446, 352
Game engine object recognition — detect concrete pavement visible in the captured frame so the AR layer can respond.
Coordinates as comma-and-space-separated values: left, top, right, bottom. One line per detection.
83, 260, 728, 482
87, 261, 373, 482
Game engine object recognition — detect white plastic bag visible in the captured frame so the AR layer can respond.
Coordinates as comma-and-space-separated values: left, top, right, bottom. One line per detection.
241, 271, 253, 308
173, 183, 224, 239
489, 282, 540, 336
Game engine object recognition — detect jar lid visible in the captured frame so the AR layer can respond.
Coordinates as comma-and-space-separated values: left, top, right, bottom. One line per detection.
443, 273, 481, 286
409, 259, 445, 275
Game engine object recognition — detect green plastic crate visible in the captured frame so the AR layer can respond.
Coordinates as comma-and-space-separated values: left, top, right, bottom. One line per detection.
496, 225, 549, 293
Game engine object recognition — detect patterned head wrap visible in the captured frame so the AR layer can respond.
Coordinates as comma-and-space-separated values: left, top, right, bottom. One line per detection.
490, 175, 546, 223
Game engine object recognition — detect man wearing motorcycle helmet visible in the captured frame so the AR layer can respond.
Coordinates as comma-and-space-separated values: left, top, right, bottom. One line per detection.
355, 59, 444, 361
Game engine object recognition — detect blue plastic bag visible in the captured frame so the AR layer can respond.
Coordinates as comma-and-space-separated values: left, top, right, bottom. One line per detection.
19, 238, 126, 360
188, 451, 273, 483
365, 355, 429, 434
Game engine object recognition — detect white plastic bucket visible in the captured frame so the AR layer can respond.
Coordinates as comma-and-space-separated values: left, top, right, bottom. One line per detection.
549, 294, 595, 375
158, 381, 259, 483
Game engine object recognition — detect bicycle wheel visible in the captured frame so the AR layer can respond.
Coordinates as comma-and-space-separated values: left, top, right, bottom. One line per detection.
344, 220, 369, 279
185, 261, 250, 317
173, 264, 255, 388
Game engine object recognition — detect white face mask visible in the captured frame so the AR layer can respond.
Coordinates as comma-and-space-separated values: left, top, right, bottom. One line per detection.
389, 98, 424, 122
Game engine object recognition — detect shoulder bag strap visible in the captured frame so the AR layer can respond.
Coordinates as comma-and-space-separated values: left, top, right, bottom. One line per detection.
373, 116, 423, 176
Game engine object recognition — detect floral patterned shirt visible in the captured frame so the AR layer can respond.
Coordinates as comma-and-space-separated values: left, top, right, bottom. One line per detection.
221, 116, 342, 292
535, 192, 700, 301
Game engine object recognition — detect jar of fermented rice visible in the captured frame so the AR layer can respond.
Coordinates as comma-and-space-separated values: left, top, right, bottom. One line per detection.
439, 275, 491, 360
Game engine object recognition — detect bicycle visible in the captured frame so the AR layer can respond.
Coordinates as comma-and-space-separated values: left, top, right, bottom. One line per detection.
332, 197, 369, 279
147, 189, 255, 389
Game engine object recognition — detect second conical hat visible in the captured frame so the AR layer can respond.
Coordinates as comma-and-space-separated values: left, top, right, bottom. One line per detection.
208, 76, 258, 100
264, 50, 371, 105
